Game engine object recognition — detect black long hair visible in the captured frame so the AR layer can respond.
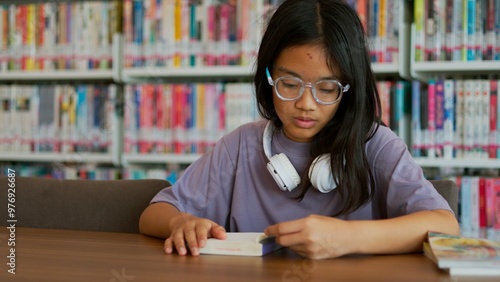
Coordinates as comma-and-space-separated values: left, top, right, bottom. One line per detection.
254, 0, 382, 215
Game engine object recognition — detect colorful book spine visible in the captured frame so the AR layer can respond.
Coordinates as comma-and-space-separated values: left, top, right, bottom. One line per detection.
133, 0, 144, 67
0, 5, 6, 71
470, 176, 480, 234
435, 79, 445, 158
357, 0, 368, 34
494, 177, 500, 231
484, 178, 496, 232
368, 0, 378, 62
475, 0, 485, 60
455, 80, 464, 158
411, 80, 422, 157
463, 80, 475, 157
444, 0, 454, 61
466, 0, 476, 61
424, 0, 440, 61
472, 80, 482, 158
420, 83, 429, 157
452, 0, 464, 61
490, 79, 498, 158
427, 80, 436, 158
443, 79, 454, 159
460, 176, 472, 234
480, 80, 490, 159
479, 177, 487, 230
495, 0, 500, 60
484, 0, 495, 60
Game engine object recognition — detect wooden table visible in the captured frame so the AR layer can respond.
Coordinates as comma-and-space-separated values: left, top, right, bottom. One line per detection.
0, 227, 494, 282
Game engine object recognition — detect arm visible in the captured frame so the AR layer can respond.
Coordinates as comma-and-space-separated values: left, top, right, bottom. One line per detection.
139, 202, 188, 239
265, 209, 459, 259
139, 202, 226, 255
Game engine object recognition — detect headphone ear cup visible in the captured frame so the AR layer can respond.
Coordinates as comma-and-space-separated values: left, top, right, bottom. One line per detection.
267, 153, 301, 191
309, 155, 337, 193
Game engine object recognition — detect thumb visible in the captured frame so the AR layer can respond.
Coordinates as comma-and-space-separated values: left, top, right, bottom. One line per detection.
210, 224, 227, 240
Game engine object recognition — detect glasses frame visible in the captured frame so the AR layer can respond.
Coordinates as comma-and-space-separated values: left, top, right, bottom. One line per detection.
266, 67, 350, 105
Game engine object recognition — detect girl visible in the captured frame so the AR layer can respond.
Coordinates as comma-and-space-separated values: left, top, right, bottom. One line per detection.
139, 0, 459, 259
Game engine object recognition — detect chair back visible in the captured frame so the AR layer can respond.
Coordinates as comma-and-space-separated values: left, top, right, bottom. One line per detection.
0, 176, 170, 233
429, 179, 459, 218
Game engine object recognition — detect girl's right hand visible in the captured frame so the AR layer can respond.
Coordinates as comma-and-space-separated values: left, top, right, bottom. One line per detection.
164, 213, 226, 256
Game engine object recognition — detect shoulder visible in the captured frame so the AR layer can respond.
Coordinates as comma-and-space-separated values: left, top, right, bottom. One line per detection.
220, 119, 267, 147
365, 124, 408, 159
366, 124, 402, 147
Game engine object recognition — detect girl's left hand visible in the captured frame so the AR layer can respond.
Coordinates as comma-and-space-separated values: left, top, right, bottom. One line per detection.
264, 215, 355, 259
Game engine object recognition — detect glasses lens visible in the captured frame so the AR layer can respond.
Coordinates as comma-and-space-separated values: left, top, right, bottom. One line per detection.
276, 77, 302, 99
315, 81, 341, 103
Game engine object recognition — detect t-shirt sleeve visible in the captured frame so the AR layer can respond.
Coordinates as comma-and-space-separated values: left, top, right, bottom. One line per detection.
371, 135, 453, 218
150, 137, 237, 226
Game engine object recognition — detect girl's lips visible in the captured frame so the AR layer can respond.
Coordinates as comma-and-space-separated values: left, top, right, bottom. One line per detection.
294, 118, 315, 129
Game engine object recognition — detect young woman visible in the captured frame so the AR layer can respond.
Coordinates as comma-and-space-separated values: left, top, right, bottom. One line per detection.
139, 0, 459, 259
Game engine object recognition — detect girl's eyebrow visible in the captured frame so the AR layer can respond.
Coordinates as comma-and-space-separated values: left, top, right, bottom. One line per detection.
276, 66, 339, 81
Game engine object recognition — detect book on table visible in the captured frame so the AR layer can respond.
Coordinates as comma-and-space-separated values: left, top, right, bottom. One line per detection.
198, 232, 282, 256
423, 231, 500, 276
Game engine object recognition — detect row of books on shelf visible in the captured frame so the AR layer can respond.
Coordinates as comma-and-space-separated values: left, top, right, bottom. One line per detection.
0, 163, 184, 184
124, 82, 259, 154
377, 80, 411, 144
0, 82, 259, 154
414, 0, 500, 62
411, 78, 500, 159
123, 0, 267, 68
0, 84, 116, 153
0, 1, 120, 72
447, 175, 500, 241
345, 0, 400, 63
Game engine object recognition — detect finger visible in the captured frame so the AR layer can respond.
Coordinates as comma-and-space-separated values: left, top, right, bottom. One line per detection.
265, 219, 303, 236
274, 230, 304, 247
164, 237, 174, 254
210, 225, 226, 240
184, 228, 200, 256
171, 231, 188, 256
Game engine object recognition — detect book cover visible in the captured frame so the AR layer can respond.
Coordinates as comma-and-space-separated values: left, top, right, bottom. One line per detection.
424, 231, 500, 275
199, 232, 282, 257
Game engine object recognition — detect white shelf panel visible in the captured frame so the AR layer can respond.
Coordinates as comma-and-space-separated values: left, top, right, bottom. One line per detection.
0, 152, 115, 163
371, 63, 399, 74
412, 61, 500, 73
123, 153, 201, 164
0, 70, 114, 81
414, 158, 500, 169
122, 66, 254, 79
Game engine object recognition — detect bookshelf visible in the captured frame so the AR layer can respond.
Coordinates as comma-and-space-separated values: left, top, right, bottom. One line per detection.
1, 0, 500, 179
407, 0, 500, 171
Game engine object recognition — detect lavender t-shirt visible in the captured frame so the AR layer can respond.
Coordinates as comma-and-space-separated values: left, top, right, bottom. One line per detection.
151, 119, 452, 232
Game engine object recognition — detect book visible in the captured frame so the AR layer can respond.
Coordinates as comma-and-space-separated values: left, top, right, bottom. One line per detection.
198, 232, 282, 256
423, 231, 500, 276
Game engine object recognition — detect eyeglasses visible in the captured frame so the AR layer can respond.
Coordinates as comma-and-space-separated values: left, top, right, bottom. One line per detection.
266, 67, 349, 105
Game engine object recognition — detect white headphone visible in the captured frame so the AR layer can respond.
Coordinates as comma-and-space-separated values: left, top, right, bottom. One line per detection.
263, 121, 337, 193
